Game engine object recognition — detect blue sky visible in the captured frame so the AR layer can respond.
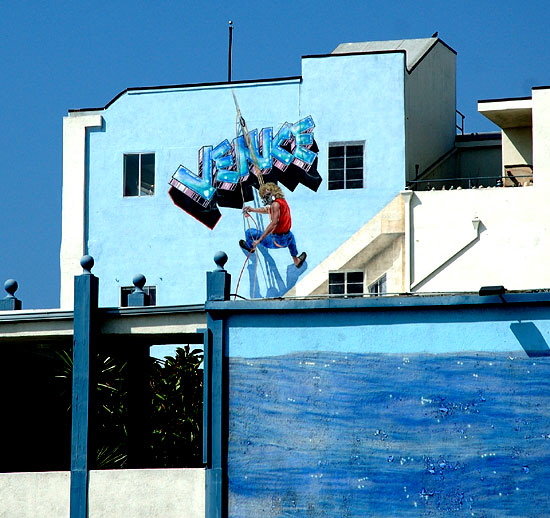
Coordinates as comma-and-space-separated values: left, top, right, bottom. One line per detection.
1, 1, 548, 309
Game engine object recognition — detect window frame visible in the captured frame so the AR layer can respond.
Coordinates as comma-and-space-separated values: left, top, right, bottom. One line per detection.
123, 152, 156, 197
328, 270, 365, 297
327, 141, 365, 191
120, 285, 157, 307
368, 274, 387, 296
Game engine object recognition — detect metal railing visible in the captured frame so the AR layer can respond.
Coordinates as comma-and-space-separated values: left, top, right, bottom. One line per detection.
456, 110, 465, 135
407, 174, 533, 191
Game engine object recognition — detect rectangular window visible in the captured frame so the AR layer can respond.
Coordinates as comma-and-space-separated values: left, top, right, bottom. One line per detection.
328, 143, 364, 190
124, 153, 155, 196
368, 274, 387, 296
120, 285, 157, 307
329, 271, 364, 296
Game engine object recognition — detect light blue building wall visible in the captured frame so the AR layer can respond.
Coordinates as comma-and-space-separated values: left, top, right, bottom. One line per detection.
80, 45, 444, 307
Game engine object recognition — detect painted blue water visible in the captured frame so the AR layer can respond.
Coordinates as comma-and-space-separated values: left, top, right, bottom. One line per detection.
228, 351, 550, 517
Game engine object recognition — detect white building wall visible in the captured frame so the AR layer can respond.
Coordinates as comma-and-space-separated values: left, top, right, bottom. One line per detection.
61, 114, 103, 309
410, 187, 550, 292
502, 127, 532, 167
405, 42, 456, 181
532, 87, 550, 188
88, 468, 205, 518
0, 471, 70, 518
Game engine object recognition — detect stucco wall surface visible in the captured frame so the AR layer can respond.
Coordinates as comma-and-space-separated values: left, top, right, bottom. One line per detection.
0, 469, 204, 518
405, 41, 456, 180
411, 187, 550, 292
0, 471, 70, 518
532, 88, 550, 189
502, 127, 533, 167
88, 468, 205, 518
75, 52, 408, 307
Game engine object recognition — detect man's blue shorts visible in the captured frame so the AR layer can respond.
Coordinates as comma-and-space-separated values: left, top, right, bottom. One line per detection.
245, 228, 298, 257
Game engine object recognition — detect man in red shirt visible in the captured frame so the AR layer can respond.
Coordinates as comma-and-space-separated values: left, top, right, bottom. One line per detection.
240, 182, 307, 268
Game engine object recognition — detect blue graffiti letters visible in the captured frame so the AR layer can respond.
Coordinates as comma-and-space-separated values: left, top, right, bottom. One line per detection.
235, 128, 274, 176
273, 116, 316, 169
212, 140, 237, 184
169, 116, 321, 228
170, 146, 216, 205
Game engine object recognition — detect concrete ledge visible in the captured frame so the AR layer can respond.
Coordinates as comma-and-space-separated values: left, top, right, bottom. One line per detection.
0, 471, 70, 517
88, 468, 205, 518
0, 469, 205, 518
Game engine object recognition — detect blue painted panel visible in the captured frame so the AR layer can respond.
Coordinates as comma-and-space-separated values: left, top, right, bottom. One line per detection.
228, 350, 550, 516
224, 302, 550, 516
227, 304, 550, 357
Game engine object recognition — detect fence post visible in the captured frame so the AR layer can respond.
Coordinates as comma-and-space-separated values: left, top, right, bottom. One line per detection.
127, 273, 151, 307
207, 251, 231, 302
70, 255, 99, 518
0, 279, 22, 310
126, 273, 151, 467
206, 252, 231, 518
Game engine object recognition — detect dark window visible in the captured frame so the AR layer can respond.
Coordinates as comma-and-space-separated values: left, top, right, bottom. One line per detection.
328, 143, 364, 190
368, 274, 387, 296
124, 153, 155, 196
120, 286, 157, 307
329, 271, 364, 296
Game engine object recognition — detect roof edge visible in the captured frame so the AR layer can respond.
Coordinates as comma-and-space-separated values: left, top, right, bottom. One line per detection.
68, 75, 303, 113
478, 95, 532, 104
302, 48, 406, 60
408, 38, 456, 74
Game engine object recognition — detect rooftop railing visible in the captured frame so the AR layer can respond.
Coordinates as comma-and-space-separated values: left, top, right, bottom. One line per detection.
407, 174, 533, 191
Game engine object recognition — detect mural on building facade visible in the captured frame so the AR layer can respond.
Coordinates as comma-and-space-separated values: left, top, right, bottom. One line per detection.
228, 348, 550, 516
168, 116, 321, 228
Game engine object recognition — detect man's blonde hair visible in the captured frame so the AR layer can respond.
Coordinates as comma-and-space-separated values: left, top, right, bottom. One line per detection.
259, 182, 284, 199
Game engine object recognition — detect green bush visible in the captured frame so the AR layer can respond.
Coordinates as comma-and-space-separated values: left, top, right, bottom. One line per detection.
150, 346, 204, 468
56, 345, 203, 469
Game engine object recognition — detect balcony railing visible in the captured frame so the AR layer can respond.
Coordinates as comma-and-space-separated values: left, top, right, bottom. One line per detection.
407, 174, 533, 191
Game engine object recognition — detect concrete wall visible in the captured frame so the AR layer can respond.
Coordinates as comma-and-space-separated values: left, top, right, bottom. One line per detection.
61, 114, 103, 309
405, 41, 456, 181
0, 469, 204, 518
88, 468, 204, 518
0, 471, 70, 518
502, 127, 533, 167
410, 186, 550, 292
417, 136, 502, 187
293, 193, 407, 296
532, 87, 550, 188
456, 141, 502, 184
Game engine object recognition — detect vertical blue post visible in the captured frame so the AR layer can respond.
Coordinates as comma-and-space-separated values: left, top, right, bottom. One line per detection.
206, 252, 231, 518
70, 255, 99, 518
0, 279, 22, 310
126, 273, 151, 467
199, 327, 210, 467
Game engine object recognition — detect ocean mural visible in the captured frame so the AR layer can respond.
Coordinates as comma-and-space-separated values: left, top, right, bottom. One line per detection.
228, 350, 550, 516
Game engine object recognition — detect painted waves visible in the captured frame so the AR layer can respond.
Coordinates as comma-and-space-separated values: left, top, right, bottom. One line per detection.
228, 351, 550, 517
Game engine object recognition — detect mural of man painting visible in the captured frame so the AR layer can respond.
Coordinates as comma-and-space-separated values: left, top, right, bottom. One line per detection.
239, 182, 307, 268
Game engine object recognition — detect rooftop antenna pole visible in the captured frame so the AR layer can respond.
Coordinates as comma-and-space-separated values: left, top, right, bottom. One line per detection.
228, 20, 234, 83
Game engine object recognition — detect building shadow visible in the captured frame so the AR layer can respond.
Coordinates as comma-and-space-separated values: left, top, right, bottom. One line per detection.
242, 247, 308, 298
510, 322, 550, 357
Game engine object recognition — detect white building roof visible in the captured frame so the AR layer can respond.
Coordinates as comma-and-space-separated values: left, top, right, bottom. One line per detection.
478, 97, 533, 129
332, 37, 439, 71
